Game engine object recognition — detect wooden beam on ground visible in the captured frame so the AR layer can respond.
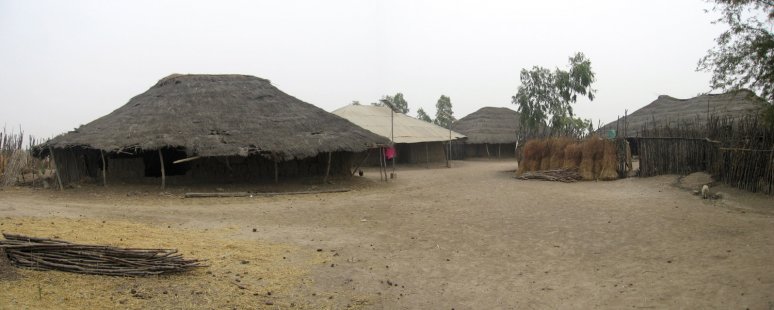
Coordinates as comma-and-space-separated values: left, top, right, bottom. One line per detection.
185, 188, 351, 198
173, 156, 200, 164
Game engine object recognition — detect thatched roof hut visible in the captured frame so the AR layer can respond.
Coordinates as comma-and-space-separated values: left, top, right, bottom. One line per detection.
451, 107, 522, 159
38, 74, 386, 160
34, 74, 388, 186
332, 105, 465, 164
452, 107, 521, 144
599, 89, 768, 137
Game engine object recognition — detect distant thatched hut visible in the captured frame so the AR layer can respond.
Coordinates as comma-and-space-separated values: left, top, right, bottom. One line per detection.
600, 89, 767, 137
598, 89, 768, 155
452, 107, 522, 159
33, 74, 388, 187
332, 105, 465, 165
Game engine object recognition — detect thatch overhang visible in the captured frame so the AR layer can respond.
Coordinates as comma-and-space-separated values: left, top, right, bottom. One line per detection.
599, 89, 768, 137
34, 74, 389, 160
452, 107, 522, 144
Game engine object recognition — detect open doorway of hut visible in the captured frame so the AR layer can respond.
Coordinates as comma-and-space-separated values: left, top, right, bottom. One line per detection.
626, 138, 639, 156
142, 148, 190, 177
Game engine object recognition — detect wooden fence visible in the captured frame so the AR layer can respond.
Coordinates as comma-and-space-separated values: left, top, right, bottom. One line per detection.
637, 116, 774, 194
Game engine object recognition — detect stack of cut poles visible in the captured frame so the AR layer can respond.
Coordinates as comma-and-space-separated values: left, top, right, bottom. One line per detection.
0, 233, 205, 276
517, 168, 582, 183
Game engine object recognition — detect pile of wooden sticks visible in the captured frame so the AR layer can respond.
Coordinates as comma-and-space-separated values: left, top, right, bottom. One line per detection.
516, 168, 582, 183
0, 233, 205, 276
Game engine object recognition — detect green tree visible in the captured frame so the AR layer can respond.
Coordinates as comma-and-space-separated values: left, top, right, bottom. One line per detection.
434, 95, 455, 128
698, 1, 773, 124
698, 1, 773, 100
374, 93, 410, 113
351, 100, 361, 106
511, 52, 596, 133
552, 115, 594, 138
416, 107, 433, 123
391, 93, 409, 114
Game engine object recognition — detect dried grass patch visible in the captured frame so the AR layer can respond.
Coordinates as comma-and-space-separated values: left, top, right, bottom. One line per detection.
0, 217, 327, 309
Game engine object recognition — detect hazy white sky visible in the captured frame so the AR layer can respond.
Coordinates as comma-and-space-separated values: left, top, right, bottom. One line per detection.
0, 0, 724, 139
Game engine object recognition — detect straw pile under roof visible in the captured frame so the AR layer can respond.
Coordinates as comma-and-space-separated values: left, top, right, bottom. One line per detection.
36, 74, 388, 160
600, 89, 768, 136
452, 107, 521, 144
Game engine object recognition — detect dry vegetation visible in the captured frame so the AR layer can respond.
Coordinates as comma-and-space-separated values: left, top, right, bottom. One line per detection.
0, 217, 330, 309
518, 136, 619, 180
0, 129, 47, 187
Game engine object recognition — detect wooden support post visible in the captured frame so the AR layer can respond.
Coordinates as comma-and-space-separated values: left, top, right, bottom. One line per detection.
100, 150, 106, 187
377, 148, 383, 181
498, 144, 501, 158
485, 143, 491, 158
49, 147, 63, 191
425, 143, 429, 168
323, 152, 332, 183
379, 147, 387, 182
351, 150, 370, 176
274, 157, 279, 184
769, 146, 774, 194
158, 150, 166, 190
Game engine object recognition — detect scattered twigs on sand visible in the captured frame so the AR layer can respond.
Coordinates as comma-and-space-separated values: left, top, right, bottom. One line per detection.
0, 233, 206, 276
184, 188, 351, 198
516, 168, 582, 183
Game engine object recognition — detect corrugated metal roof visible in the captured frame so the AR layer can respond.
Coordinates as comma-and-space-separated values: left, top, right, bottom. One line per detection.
332, 105, 466, 144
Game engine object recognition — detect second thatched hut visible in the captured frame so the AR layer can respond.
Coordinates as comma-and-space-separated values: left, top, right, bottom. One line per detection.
332, 105, 466, 165
452, 107, 523, 159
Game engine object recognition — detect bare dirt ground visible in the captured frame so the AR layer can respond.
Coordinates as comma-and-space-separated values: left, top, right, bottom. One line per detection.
1, 160, 773, 309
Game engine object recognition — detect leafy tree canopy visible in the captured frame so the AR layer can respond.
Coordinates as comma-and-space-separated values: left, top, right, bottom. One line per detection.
512, 52, 596, 133
698, 0, 773, 105
434, 95, 455, 128
391, 93, 409, 114
416, 107, 433, 123
373, 93, 410, 114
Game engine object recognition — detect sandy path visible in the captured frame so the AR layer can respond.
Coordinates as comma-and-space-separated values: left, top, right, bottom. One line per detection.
1, 160, 772, 309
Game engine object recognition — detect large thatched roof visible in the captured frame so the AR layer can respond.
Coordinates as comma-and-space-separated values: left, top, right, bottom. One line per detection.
452, 107, 522, 144
37, 74, 388, 160
332, 105, 465, 143
600, 89, 768, 136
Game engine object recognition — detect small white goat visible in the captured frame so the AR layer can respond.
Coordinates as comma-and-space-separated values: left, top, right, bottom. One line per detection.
701, 185, 710, 199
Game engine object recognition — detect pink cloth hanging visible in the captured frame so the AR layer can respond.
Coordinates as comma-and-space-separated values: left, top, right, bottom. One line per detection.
384, 147, 396, 160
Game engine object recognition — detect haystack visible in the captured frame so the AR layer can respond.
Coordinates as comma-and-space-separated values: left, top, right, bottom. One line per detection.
518, 139, 542, 174
517, 136, 621, 181
548, 138, 572, 169
579, 137, 602, 180
562, 142, 582, 169
539, 139, 552, 170
598, 140, 619, 180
